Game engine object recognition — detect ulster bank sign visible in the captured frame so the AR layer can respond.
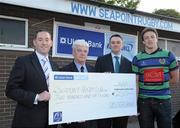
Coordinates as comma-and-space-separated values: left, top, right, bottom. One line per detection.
53, 22, 137, 61
53, 24, 105, 60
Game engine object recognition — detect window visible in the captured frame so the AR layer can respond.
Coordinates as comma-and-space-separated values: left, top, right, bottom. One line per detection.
158, 39, 165, 49
158, 38, 180, 61
167, 40, 180, 60
0, 15, 28, 48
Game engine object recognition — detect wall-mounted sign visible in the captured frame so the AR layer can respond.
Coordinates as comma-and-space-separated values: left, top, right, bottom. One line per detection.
53, 22, 137, 61
2, 0, 180, 33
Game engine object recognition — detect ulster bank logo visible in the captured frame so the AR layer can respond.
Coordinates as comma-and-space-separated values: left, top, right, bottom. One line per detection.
122, 43, 133, 52
53, 111, 62, 122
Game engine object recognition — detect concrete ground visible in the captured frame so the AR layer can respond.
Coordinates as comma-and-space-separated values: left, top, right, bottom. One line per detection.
127, 116, 139, 128
128, 116, 159, 128
59, 116, 157, 128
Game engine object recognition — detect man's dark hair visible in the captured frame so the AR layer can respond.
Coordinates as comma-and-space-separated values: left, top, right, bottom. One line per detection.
34, 30, 51, 39
109, 34, 123, 43
141, 27, 158, 41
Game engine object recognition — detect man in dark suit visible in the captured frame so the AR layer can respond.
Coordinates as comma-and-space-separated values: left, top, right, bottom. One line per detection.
61, 39, 97, 128
6, 30, 59, 128
95, 34, 132, 128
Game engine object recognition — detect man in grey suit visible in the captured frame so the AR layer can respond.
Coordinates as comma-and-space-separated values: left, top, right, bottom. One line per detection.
61, 39, 97, 128
6, 30, 59, 128
95, 34, 132, 128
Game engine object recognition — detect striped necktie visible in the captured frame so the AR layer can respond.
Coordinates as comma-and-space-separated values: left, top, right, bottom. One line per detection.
41, 58, 50, 86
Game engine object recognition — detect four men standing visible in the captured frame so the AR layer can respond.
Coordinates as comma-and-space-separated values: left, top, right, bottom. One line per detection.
6, 28, 179, 128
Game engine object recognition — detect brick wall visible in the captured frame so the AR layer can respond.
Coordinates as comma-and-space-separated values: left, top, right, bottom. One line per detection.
0, 51, 30, 128
171, 61, 180, 116
0, 54, 13, 128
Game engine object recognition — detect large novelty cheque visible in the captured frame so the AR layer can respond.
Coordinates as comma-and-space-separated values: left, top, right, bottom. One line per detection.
49, 72, 137, 125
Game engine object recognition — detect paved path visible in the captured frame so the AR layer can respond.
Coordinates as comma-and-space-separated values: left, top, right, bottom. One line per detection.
127, 116, 139, 128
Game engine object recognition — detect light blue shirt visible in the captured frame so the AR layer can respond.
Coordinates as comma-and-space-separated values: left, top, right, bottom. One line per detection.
111, 52, 121, 71
74, 61, 88, 72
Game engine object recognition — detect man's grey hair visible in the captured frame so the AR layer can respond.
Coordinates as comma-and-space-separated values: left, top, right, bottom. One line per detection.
72, 39, 89, 49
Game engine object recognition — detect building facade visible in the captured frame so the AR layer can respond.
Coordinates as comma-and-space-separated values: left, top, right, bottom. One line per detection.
0, 0, 180, 127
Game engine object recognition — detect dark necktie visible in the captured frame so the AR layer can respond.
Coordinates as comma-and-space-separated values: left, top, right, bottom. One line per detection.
80, 66, 84, 72
114, 56, 120, 73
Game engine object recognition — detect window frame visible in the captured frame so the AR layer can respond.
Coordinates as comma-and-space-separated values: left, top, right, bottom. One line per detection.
159, 37, 180, 61
0, 15, 28, 49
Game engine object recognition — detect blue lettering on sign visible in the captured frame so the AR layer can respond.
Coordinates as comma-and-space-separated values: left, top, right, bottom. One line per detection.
54, 75, 74, 80
59, 37, 103, 49
115, 11, 121, 21
104, 9, 110, 19
99, 8, 104, 18
71, 2, 96, 17
70, 2, 174, 31
122, 44, 133, 52
53, 112, 62, 122
100, 8, 174, 31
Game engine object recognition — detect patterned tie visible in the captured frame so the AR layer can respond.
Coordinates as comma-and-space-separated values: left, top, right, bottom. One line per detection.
80, 66, 84, 72
41, 58, 50, 86
114, 56, 120, 73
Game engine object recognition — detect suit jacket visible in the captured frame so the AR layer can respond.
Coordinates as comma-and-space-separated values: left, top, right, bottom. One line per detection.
95, 53, 132, 128
95, 53, 132, 73
6, 52, 59, 127
60, 61, 97, 128
60, 61, 95, 72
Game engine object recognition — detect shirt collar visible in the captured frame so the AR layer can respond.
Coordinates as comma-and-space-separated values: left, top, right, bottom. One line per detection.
143, 47, 161, 55
35, 51, 49, 61
74, 60, 86, 71
111, 52, 122, 59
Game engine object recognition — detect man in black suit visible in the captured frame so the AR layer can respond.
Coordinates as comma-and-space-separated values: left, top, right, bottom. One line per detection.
61, 39, 97, 128
6, 30, 59, 128
95, 34, 132, 128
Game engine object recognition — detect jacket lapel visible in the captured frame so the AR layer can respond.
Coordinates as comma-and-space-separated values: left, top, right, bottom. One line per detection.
119, 55, 125, 73
72, 62, 79, 72
49, 58, 58, 71
86, 64, 91, 72
108, 53, 115, 73
31, 52, 46, 82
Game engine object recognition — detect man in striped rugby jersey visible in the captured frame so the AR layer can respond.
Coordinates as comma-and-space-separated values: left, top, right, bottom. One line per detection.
132, 27, 179, 128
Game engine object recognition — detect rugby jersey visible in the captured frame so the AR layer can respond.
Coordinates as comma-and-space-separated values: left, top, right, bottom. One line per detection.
132, 48, 178, 99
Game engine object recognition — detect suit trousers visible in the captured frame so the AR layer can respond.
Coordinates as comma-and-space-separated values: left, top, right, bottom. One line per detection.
98, 117, 128, 128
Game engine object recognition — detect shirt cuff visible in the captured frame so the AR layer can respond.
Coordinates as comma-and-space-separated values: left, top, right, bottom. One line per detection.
33, 94, 39, 104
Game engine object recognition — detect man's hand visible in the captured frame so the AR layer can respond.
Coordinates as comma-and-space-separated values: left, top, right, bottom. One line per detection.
38, 91, 50, 102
